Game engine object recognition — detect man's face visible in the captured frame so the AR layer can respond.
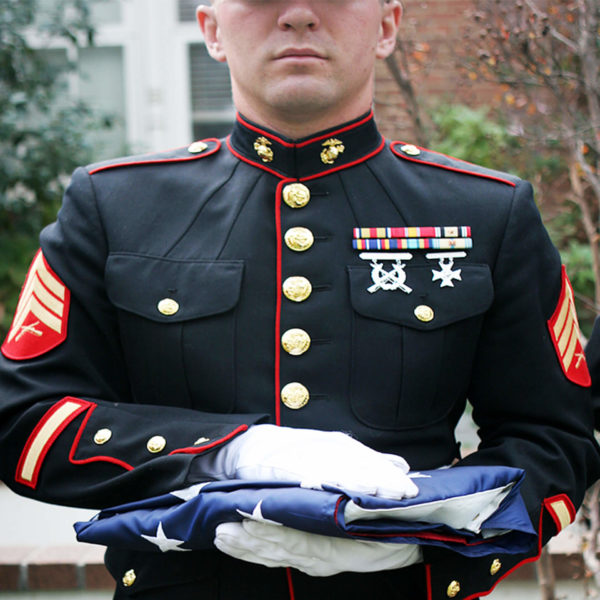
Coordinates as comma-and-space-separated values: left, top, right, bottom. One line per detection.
198, 0, 400, 133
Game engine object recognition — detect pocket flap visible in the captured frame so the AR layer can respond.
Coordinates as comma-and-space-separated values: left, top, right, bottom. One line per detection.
105, 254, 244, 322
348, 264, 493, 330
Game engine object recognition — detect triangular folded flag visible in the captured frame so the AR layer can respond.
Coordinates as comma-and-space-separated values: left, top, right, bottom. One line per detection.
75, 465, 536, 557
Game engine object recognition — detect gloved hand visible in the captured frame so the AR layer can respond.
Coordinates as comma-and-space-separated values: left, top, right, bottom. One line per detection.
215, 520, 422, 576
204, 424, 418, 499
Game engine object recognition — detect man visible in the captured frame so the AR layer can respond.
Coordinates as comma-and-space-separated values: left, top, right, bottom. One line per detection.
1, 1, 598, 598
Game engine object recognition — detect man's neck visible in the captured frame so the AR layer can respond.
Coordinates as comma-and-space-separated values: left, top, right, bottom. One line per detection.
234, 103, 374, 140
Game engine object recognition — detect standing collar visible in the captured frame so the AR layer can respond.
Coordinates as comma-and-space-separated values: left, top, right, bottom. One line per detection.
227, 110, 384, 180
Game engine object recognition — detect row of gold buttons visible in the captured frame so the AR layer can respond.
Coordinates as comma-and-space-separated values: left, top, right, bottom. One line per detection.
445, 558, 502, 598
94, 428, 168, 453
281, 183, 313, 410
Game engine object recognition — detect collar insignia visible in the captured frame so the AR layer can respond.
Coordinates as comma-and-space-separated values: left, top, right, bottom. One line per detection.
320, 138, 345, 165
254, 137, 274, 163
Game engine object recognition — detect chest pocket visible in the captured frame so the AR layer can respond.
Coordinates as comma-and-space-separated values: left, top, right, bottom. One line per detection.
347, 264, 493, 430
105, 254, 244, 412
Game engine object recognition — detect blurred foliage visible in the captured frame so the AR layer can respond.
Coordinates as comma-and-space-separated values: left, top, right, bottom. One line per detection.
547, 203, 597, 337
459, 0, 600, 332
0, 0, 103, 337
430, 104, 519, 172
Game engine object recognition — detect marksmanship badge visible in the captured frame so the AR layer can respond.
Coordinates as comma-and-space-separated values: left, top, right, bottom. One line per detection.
359, 252, 413, 294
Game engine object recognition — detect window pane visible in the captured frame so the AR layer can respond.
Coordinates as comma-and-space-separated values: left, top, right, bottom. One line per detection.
78, 46, 127, 159
189, 43, 233, 112
179, 0, 209, 22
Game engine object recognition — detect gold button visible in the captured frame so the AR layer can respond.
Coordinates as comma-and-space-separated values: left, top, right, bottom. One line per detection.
283, 276, 312, 302
188, 141, 208, 154
93, 428, 112, 445
414, 305, 435, 323
490, 558, 502, 576
281, 382, 310, 410
281, 328, 311, 356
147, 435, 167, 453
283, 183, 311, 209
122, 569, 136, 587
447, 580, 461, 598
284, 227, 314, 252
194, 437, 210, 445
401, 144, 421, 156
157, 298, 179, 316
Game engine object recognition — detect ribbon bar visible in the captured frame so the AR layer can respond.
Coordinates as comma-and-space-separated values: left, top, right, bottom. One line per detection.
353, 226, 471, 240
353, 238, 473, 251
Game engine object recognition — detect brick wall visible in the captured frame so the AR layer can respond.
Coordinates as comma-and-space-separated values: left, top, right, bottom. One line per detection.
374, 0, 499, 142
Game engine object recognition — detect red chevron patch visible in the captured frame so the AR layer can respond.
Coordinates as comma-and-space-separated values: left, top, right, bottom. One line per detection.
1, 250, 70, 360
547, 266, 590, 387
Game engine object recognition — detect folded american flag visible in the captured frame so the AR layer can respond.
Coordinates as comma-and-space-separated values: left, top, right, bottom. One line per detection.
74, 466, 536, 557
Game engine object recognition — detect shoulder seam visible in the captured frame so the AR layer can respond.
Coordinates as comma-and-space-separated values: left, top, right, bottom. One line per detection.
88, 139, 221, 176
390, 141, 517, 188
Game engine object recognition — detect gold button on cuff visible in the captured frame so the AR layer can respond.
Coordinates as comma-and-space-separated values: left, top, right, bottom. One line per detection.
446, 581, 460, 598
188, 141, 208, 154
283, 276, 312, 302
147, 435, 167, 454
401, 144, 421, 156
122, 569, 136, 587
281, 328, 311, 356
93, 428, 112, 445
158, 298, 179, 316
194, 437, 210, 445
284, 227, 314, 252
281, 382, 310, 410
414, 305, 435, 323
283, 183, 311, 209
490, 558, 502, 576
447, 580, 461, 598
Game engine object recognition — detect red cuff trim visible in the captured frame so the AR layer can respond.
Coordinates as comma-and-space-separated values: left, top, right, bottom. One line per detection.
461, 495, 573, 600
543, 494, 576, 534
168, 424, 249, 455
16, 397, 92, 488
88, 139, 221, 175
68, 402, 133, 472
390, 142, 517, 187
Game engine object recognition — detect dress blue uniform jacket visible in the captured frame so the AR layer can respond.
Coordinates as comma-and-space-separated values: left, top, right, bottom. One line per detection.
1, 111, 599, 599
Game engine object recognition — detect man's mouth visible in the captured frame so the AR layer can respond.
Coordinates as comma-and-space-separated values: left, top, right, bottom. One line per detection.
275, 48, 326, 60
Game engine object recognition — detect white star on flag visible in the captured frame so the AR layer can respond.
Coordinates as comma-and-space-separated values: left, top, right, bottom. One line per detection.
141, 522, 190, 552
170, 482, 211, 502
236, 500, 283, 526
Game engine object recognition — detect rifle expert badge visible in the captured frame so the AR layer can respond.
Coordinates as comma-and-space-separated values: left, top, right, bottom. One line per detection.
359, 252, 413, 294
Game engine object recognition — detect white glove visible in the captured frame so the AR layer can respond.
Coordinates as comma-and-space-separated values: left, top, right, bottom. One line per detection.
204, 424, 418, 499
215, 520, 422, 576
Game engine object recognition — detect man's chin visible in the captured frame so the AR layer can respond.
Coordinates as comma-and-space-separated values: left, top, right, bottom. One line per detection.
265, 88, 339, 122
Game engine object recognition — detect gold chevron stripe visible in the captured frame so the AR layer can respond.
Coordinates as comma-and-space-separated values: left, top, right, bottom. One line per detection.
7, 253, 66, 344
549, 499, 573, 532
